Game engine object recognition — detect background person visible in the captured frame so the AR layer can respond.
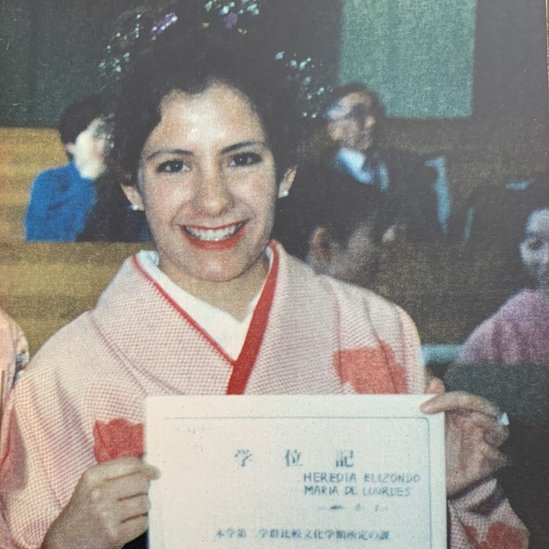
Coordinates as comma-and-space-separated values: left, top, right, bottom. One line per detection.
456, 183, 549, 365
0, 6, 526, 548
275, 166, 391, 288
319, 83, 440, 241
449, 182, 549, 548
24, 95, 107, 241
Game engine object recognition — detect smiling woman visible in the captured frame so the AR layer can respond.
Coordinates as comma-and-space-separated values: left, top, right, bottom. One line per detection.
0, 6, 528, 549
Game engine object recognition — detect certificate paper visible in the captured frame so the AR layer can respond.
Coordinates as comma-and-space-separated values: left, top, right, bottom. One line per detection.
146, 395, 446, 548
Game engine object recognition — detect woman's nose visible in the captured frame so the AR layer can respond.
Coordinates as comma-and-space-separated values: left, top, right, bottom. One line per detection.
194, 167, 233, 215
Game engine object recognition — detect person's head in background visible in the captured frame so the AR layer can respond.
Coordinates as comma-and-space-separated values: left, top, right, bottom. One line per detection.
322, 83, 385, 155
518, 186, 549, 297
279, 167, 391, 287
58, 95, 107, 180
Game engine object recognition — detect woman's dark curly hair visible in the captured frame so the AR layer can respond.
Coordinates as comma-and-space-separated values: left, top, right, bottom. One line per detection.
108, 26, 301, 187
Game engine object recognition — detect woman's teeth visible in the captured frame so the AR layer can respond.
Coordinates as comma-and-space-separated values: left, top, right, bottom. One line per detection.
184, 223, 243, 241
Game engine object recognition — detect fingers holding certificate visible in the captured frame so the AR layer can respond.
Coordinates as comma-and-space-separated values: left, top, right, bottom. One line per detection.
421, 377, 511, 497
42, 457, 160, 549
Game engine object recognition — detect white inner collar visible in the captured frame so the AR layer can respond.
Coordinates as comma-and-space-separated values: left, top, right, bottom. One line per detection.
136, 249, 272, 360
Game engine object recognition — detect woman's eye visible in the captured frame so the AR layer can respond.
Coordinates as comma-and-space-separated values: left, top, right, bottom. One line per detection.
156, 160, 187, 173
229, 152, 262, 167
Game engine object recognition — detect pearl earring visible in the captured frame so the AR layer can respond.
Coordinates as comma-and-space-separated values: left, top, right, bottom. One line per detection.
278, 189, 289, 199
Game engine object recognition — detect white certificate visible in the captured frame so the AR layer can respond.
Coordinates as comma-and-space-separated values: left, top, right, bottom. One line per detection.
146, 395, 446, 548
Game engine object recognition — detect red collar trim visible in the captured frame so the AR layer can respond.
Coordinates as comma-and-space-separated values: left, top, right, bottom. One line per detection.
226, 243, 279, 394
131, 243, 279, 386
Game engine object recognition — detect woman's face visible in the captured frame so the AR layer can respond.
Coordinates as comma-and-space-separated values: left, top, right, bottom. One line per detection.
126, 82, 294, 293
520, 208, 549, 292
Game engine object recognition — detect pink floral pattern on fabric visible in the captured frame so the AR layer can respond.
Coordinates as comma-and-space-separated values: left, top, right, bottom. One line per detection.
480, 522, 529, 549
462, 523, 528, 549
333, 342, 406, 393
93, 418, 144, 463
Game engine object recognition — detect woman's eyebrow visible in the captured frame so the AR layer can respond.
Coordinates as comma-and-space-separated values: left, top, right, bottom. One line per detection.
143, 142, 267, 161
220, 141, 266, 154
143, 148, 191, 161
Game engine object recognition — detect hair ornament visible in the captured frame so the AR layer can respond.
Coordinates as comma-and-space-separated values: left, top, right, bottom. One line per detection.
274, 51, 332, 119
150, 11, 179, 40
204, 0, 261, 18
99, 0, 330, 119
99, 8, 147, 79
100, 1, 265, 83
199, 0, 264, 33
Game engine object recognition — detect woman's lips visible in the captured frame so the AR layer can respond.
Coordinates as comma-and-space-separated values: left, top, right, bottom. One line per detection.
181, 222, 246, 250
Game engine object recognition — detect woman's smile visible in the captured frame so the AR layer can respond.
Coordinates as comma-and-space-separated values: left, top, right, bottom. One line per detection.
181, 221, 247, 250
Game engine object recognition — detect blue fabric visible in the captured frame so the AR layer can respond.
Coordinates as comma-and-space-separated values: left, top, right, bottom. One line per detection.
25, 162, 97, 241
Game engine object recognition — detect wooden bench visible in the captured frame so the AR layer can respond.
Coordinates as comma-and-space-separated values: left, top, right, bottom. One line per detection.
0, 243, 146, 353
0, 128, 66, 242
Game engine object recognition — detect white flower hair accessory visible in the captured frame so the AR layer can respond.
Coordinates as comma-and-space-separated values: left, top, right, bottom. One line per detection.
274, 51, 332, 119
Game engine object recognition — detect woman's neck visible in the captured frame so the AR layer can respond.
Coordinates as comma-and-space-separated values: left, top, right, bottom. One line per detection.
160, 254, 269, 321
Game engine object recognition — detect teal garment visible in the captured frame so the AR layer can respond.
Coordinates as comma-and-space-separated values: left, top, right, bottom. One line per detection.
25, 162, 96, 241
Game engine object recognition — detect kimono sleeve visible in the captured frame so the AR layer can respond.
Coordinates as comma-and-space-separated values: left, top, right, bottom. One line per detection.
0, 312, 29, 411
0, 509, 14, 549
0, 390, 64, 548
447, 478, 528, 548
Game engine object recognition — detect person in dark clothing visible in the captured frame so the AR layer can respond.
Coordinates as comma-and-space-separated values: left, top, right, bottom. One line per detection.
77, 176, 150, 242
318, 83, 440, 241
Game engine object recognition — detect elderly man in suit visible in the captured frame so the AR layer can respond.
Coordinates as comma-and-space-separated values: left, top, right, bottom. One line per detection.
322, 83, 440, 241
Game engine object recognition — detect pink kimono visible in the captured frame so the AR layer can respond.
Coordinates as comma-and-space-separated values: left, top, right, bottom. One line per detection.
0, 244, 527, 548
0, 309, 29, 549
458, 289, 549, 366
0, 309, 29, 414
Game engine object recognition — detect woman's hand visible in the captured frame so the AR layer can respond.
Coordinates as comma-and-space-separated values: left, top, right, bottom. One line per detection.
420, 377, 510, 497
42, 457, 160, 549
